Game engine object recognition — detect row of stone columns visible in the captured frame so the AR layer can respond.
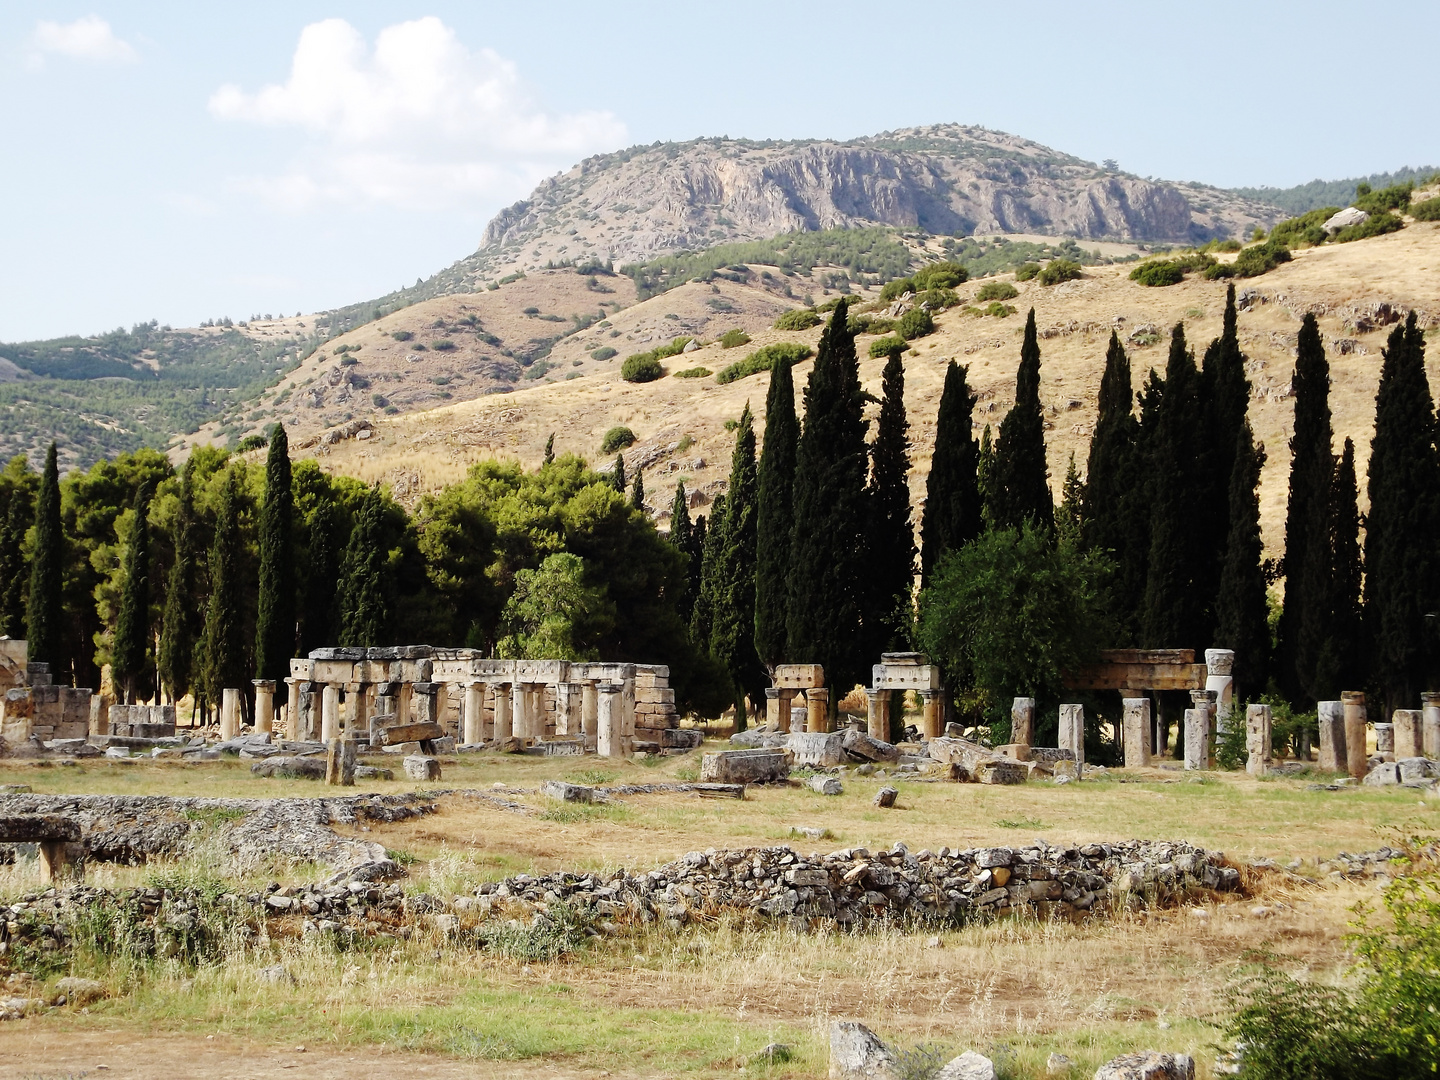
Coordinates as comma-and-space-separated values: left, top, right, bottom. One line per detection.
449, 678, 632, 757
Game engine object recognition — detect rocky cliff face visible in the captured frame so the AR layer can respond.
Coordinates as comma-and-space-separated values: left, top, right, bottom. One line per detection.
468, 124, 1280, 278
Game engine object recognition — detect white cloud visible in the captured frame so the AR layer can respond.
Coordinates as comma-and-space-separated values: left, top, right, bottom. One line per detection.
208, 17, 627, 211
29, 15, 137, 66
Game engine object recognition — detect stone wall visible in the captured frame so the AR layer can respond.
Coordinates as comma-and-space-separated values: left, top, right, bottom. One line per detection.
107, 704, 177, 739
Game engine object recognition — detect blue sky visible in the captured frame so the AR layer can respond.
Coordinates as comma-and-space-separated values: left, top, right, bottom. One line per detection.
2, 1, 1437, 341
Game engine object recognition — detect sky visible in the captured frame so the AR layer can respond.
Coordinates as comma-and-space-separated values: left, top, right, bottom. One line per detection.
2, 1, 1437, 342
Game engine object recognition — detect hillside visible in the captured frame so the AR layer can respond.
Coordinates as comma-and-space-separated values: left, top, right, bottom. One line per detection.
293, 220, 1440, 557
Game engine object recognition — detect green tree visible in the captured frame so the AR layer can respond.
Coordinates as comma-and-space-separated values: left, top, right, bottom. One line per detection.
710, 406, 762, 723
544, 433, 555, 466
1364, 313, 1438, 712
300, 493, 343, 653
976, 424, 997, 530
339, 486, 388, 647
498, 552, 615, 659
26, 443, 64, 670
866, 349, 916, 656
630, 466, 645, 512
111, 484, 152, 703
1215, 423, 1270, 699
755, 357, 798, 669
200, 466, 248, 710
1321, 438, 1364, 695
0, 458, 38, 637
1055, 453, 1084, 548
669, 481, 696, 624
254, 424, 294, 684
990, 309, 1053, 532
920, 362, 981, 586
158, 458, 200, 704
611, 453, 626, 494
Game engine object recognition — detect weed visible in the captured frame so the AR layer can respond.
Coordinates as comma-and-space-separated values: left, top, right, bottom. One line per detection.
475, 903, 594, 962
993, 817, 1049, 830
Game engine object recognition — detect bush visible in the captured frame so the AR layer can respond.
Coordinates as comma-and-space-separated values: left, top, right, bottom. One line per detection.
600, 426, 636, 453
976, 280, 1019, 302
715, 341, 813, 385
897, 308, 934, 340
1354, 181, 1412, 215
718, 328, 751, 349
1333, 211, 1405, 243
868, 335, 909, 358
621, 354, 664, 383
1036, 259, 1083, 285
1270, 207, 1341, 248
774, 309, 821, 331
1215, 239, 1293, 278
916, 286, 961, 311
1411, 197, 1440, 222
391, 330, 413, 341
984, 301, 1017, 318
850, 315, 896, 335
1014, 262, 1042, 281
236, 434, 266, 452
591, 346, 617, 361
878, 261, 969, 302
523, 306, 540, 315
1129, 261, 1186, 287
432, 339, 457, 351
673, 367, 711, 378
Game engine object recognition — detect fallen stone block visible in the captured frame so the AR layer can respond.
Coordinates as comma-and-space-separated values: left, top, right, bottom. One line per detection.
1093, 1051, 1194, 1080
53, 977, 105, 1006
540, 780, 594, 803
936, 1051, 995, 1080
542, 740, 586, 757
841, 728, 900, 763
829, 1020, 896, 1080
807, 775, 843, 796
873, 786, 898, 808
1399, 757, 1439, 784
403, 755, 442, 781
659, 728, 703, 749
104, 746, 131, 759
690, 783, 745, 799
730, 728, 786, 748
379, 721, 445, 746
1363, 762, 1400, 786
787, 731, 845, 767
249, 756, 326, 779
353, 765, 393, 781
976, 760, 1028, 785
700, 748, 788, 784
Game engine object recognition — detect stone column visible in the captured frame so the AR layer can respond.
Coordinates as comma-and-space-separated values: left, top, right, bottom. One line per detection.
596, 682, 621, 757
790, 704, 808, 732
253, 679, 276, 734
1246, 704, 1273, 777
511, 682, 529, 743
220, 687, 240, 741
580, 681, 598, 742
1011, 697, 1035, 747
620, 677, 636, 754
1393, 709, 1423, 760
396, 682, 413, 725
285, 678, 301, 739
492, 682, 512, 743
348, 683, 371, 739
920, 690, 942, 740
299, 683, 319, 742
1423, 692, 1440, 760
1191, 689, 1218, 767
463, 682, 484, 745
1317, 701, 1345, 771
556, 682, 581, 737
866, 689, 889, 741
1204, 649, 1236, 733
1123, 697, 1151, 767
1342, 691, 1368, 779
326, 737, 356, 786
777, 689, 795, 733
1059, 703, 1085, 770
806, 688, 830, 734
765, 688, 782, 730
321, 683, 341, 743
1183, 708, 1208, 770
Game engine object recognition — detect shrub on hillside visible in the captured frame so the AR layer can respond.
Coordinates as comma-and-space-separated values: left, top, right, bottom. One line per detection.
1036, 259, 1083, 286
719, 328, 751, 349
868, 335, 910, 358
774, 309, 822, 331
984, 301, 1017, 318
715, 341, 813, 385
916, 286, 961, 311
1130, 261, 1186, 287
432, 339, 457, 351
1354, 181, 1413, 215
849, 314, 896, 335
897, 308, 935, 340
1333, 211, 1406, 243
391, 330, 413, 341
1270, 207, 1340, 248
673, 367, 712, 379
1412, 197, 1440, 221
1014, 262, 1042, 282
879, 261, 969, 302
976, 280, 1019, 302
621, 354, 664, 383
591, 346, 617, 361
1228, 240, 1293, 277
600, 426, 636, 454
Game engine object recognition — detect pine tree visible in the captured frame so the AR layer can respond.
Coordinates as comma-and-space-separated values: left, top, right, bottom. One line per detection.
1277, 313, 1334, 704
0, 486, 31, 637
1055, 454, 1085, 548
669, 482, 697, 624
26, 444, 63, 670
1319, 438, 1363, 696
112, 485, 152, 703
920, 362, 981, 586
544, 433, 555, 465
200, 466, 247, 707
866, 350, 916, 655
254, 425, 294, 685
991, 308, 1053, 531
611, 454, 626, 494
300, 495, 342, 654
1364, 313, 1438, 711
158, 459, 198, 703
689, 494, 726, 652
754, 357, 799, 669
1215, 422, 1270, 699
630, 467, 645, 512
339, 487, 388, 647
710, 406, 763, 712
786, 298, 870, 698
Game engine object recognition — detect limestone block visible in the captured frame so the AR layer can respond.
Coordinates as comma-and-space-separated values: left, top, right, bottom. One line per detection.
1093, 1051, 1194, 1080
807, 775, 843, 795
1011, 697, 1035, 746
326, 739, 357, 786
659, 728, 702, 749
1245, 704, 1272, 777
873, 786, 898, 807
700, 748, 788, 784
773, 664, 824, 689
1375, 723, 1394, 754
1058, 704, 1085, 766
871, 664, 941, 691
1399, 757, 1439, 784
1423, 693, 1440, 759
976, 761, 1028, 785
829, 1021, 896, 1080
996, 743, 1031, 761
935, 1051, 996, 1080
1318, 701, 1346, 771
1123, 697, 1151, 768
786, 731, 845, 767
1393, 710, 1423, 760
540, 780, 594, 803
1183, 708, 1208, 771
403, 755, 442, 781
378, 721, 445, 745
841, 728, 899, 763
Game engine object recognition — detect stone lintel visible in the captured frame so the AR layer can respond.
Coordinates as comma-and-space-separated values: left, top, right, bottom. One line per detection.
773, 664, 824, 689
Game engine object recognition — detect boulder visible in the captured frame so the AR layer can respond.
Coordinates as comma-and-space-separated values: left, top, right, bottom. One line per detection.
541, 780, 594, 803
1093, 1051, 1195, 1080
54, 977, 106, 1006
787, 731, 846, 767
1399, 757, 1439, 784
250, 756, 326, 779
1047, 1053, 1074, 1075
1363, 761, 1400, 786
873, 786, 898, 808
829, 1020, 896, 1079
936, 1051, 996, 1080
842, 728, 900, 763
701, 748, 788, 784
807, 775, 843, 796
403, 756, 442, 781
353, 765, 394, 781
1323, 207, 1369, 234
976, 760, 1028, 785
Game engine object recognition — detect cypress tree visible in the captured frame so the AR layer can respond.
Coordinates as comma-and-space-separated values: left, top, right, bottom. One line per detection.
254, 425, 294, 685
630, 467, 645, 512
1320, 438, 1363, 695
1277, 313, 1333, 704
1055, 453, 1085, 548
0, 486, 32, 637
711, 406, 763, 714
611, 454, 626, 495
686, 511, 707, 631
544, 433, 555, 466
1364, 313, 1437, 711
1197, 285, 1251, 611
976, 424, 997, 530
158, 459, 199, 704
754, 357, 799, 669
1215, 422, 1270, 700
339, 487, 388, 647
786, 298, 870, 699
866, 349, 916, 655
669, 482, 696, 624
690, 494, 726, 652
300, 495, 342, 653
112, 485, 152, 703
1083, 332, 1146, 635
200, 466, 247, 707
920, 362, 981, 586
991, 308, 1053, 532
26, 443, 63, 670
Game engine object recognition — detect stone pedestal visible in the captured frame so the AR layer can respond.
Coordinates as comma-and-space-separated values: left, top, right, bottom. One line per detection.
463, 682, 484, 745
866, 689, 889, 741
1191, 689, 1218, 769
790, 705, 808, 731
1123, 697, 1151, 767
806, 688, 830, 734
326, 738, 356, 786
1423, 692, 1440, 760
1011, 697, 1035, 747
1317, 700, 1346, 771
1205, 649, 1236, 732
1374, 722, 1394, 756
1342, 691, 1368, 779
253, 679, 276, 734
1184, 708, 1208, 770
596, 682, 622, 758
765, 688, 781, 730
556, 682, 579, 737
286, 678, 301, 739
1393, 709, 1423, 760
1246, 704, 1272, 777
1058, 703, 1084, 771
920, 690, 942, 740
220, 688, 240, 741
321, 683, 340, 743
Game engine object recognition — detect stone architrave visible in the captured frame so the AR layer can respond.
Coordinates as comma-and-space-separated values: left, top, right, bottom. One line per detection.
596, 682, 623, 758
492, 682, 512, 742
1205, 649, 1236, 732
320, 684, 340, 743
1190, 689, 1218, 768
252, 679, 276, 734
220, 688, 240, 741
1058, 703, 1084, 771
1183, 708, 1208, 770
1123, 697, 1151, 767
806, 687, 830, 734
866, 689, 889, 741
1317, 701, 1346, 771
1246, 704, 1272, 777
1011, 697, 1035, 747
1342, 691, 1368, 779
1423, 692, 1440, 760
462, 682, 484, 745
1393, 709, 1423, 761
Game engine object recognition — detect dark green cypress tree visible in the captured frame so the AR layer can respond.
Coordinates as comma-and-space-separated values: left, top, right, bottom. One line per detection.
1364, 313, 1437, 711
300, 495, 342, 653
786, 298, 870, 699
754, 357, 798, 669
254, 425, 294, 684
1197, 285, 1251, 613
976, 424, 997, 531
690, 494, 726, 652
669, 482, 697, 624
630, 466, 645, 512
1319, 438, 1363, 695
0, 484, 33, 637
920, 362, 981, 586
991, 308, 1053, 532
200, 466, 247, 706
26, 443, 63, 670
544, 433, 555, 466
1277, 313, 1333, 705
112, 485, 152, 703
158, 459, 199, 703
339, 487, 388, 648
711, 405, 763, 713
866, 349, 916, 656
1055, 453, 1085, 548
1215, 422, 1270, 700
611, 454, 626, 495
686, 511, 707, 630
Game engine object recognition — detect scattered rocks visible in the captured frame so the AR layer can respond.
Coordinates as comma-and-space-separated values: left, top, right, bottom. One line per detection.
873, 786, 898, 808
1094, 1051, 1195, 1080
